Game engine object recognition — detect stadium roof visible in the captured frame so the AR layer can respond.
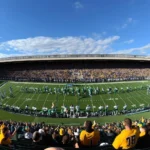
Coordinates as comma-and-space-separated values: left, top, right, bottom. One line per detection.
0, 54, 150, 63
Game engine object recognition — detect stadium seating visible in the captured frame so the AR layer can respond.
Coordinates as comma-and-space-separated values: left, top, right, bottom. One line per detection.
0, 117, 150, 150
0, 60, 149, 82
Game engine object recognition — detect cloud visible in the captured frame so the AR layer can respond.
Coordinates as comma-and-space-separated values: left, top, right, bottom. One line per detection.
121, 17, 134, 29
122, 24, 127, 29
111, 43, 150, 54
102, 32, 107, 35
0, 53, 8, 58
127, 17, 133, 23
124, 39, 134, 44
92, 32, 107, 39
0, 36, 120, 56
74, 1, 83, 9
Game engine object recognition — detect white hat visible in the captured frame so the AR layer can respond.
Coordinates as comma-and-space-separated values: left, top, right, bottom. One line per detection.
38, 129, 44, 135
100, 143, 109, 147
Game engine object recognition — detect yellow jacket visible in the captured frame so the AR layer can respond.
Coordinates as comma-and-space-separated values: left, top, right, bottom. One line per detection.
80, 130, 100, 146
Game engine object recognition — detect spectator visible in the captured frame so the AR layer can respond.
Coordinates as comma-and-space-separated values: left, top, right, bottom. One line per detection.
106, 129, 116, 144
79, 120, 100, 147
42, 126, 52, 146
45, 148, 64, 150
24, 127, 33, 139
59, 128, 65, 137
0, 125, 17, 147
112, 118, 139, 149
135, 125, 150, 149
32, 131, 41, 142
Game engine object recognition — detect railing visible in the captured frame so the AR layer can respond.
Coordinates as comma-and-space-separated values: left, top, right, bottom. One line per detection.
0, 54, 146, 61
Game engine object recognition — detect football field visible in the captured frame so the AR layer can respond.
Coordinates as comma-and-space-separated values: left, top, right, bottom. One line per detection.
0, 80, 150, 111
0, 80, 150, 124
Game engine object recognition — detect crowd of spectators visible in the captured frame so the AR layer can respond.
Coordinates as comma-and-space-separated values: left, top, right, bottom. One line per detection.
0, 60, 150, 82
0, 68, 148, 82
0, 117, 150, 150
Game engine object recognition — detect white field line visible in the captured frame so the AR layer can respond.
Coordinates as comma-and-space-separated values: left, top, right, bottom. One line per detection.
136, 88, 150, 103
3, 84, 20, 105
99, 94, 106, 106
52, 94, 60, 108
103, 83, 116, 105
42, 93, 50, 107
116, 83, 134, 106
90, 96, 94, 112
120, 83, 139, 106
17, 86, 34, 107
10, 80, 148, 85
4, 83, 25, 105
19, 92, 36, 108
133, 90, 149, 105
91, 84, 106, 106
91, 85, 96, 109
127, 97, 135, 105
110, 83, 126, 105
30, 92, 42, 108
63, 95, 66, 106
116, 93, 126, 105
139, 90, 150, 99
0, 82, 7, 89
126, 83, 141, 105
12, 93, 24, 106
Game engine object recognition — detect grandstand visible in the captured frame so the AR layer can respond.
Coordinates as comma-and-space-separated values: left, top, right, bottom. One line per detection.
0, 54, 150, 149
0, 54, 150, 82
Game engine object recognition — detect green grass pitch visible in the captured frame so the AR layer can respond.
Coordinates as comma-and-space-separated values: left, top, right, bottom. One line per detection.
0, 80, 150, 125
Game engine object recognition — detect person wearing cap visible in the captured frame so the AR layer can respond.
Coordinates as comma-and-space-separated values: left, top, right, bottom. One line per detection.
79, 120, 100, 147
24, 127, 33, 139
32, 131, 42, 143
135, 125, 150, 149
112, 118, 139, 149
32, 131, 47, 150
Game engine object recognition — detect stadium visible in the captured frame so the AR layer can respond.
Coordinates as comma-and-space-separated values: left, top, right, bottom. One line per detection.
0, 54, 150, 149
1, 54, 150, 123
1, 0, 150, 149
0, 54, 150, 150
0, 54, 150, 120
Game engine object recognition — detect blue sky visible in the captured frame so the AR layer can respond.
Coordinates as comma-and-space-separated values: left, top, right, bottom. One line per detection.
0, 0, 150, 57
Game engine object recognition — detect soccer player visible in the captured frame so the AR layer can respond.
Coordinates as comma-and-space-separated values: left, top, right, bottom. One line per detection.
112, 118, 139, 149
